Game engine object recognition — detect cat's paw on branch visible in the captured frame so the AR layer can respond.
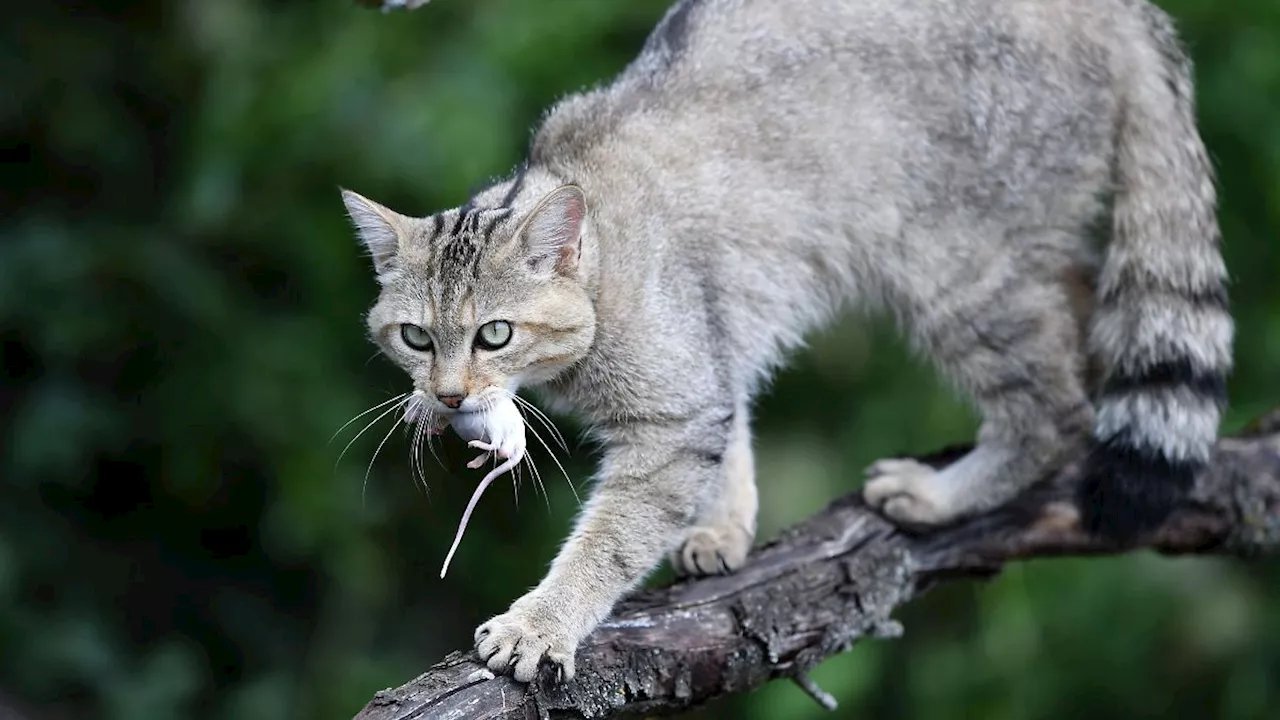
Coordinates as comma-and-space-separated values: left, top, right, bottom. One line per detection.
352, 409, 1280, 720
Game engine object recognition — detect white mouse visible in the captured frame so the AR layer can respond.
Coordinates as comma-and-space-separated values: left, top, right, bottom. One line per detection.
437, 395, 527, 578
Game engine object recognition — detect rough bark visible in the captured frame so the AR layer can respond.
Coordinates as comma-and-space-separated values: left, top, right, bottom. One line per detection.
0, 690, 35, 720
356, 0, 434, 12
353, 410, 1280, 720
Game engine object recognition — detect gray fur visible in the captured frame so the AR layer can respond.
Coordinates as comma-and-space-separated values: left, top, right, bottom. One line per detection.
341, 0, 1232, 683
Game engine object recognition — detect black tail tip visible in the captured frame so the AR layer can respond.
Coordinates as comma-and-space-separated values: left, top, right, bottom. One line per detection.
1076, 436, 1199, 544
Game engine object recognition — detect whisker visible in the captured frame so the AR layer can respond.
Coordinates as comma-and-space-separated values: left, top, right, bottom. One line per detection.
512, 461, 522, 509
510, 394, 565, 448
328, 392, 409, 445
335, 398, 409, 471
410, 413, 430, 495
529, 455, 552, 513
425, 410, 446, 472
407, 394, 429, 492
363, 401, 407, 506
508, 392, 569, 452
501, 390, 562, 446
521, 412, 581, 507
496, 388, 580, 506
407, 411, 418, 475
517, 425, 552, 515
401, 394, 421, 441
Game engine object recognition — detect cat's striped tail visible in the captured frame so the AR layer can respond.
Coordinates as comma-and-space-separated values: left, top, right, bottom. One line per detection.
1078, 3, 1233, 542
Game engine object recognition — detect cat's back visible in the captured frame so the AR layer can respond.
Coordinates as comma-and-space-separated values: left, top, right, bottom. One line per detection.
653, 0, 1133, 108
522, 0, 1154, 334
640, 0, 1120, 77
533, 0, 1133, 171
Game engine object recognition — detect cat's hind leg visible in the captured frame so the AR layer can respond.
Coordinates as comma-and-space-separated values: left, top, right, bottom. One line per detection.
671, 400, 757, 575
864, 255, 1094, 525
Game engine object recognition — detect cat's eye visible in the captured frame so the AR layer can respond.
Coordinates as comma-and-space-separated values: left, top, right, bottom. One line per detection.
475, 320, 512, 350
400, 323, 434, 351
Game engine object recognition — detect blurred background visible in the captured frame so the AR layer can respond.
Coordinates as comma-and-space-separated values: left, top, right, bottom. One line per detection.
2, 0, 1277, 718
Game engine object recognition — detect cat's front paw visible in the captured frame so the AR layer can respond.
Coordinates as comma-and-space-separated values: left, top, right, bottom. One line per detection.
671, 523, 753, 577
474, 602, 578, 683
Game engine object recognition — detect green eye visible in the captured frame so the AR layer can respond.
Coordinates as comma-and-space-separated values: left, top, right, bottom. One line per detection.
475, 320, 512, 350
400, 324, 433, 351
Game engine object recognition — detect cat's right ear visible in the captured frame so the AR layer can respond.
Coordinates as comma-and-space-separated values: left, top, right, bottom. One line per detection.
340, 188, 408, 274
519, 185, 587, 276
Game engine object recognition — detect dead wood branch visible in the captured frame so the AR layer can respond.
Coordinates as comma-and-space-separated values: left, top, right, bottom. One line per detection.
355, 0, 434, 13
354, 410, 1280, 719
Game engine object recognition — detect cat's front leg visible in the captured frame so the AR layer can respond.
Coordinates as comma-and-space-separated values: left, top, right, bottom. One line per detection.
473, 409, 733, 682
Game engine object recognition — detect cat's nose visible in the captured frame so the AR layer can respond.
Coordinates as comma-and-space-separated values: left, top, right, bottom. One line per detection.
436, 393, 465, 409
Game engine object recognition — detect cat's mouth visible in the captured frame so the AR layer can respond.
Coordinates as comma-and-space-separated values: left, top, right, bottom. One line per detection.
402, 388, 513, 426
442, 393, 496, 416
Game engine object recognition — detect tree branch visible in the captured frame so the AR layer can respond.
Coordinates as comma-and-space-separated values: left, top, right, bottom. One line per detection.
0, 688, 36, 720
355, 0, 433, 13
353, 409, 1279, 720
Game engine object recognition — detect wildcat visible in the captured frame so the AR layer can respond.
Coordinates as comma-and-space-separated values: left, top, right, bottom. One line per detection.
340, 0, 1232, 683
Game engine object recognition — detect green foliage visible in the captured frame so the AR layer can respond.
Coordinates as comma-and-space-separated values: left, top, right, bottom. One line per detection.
1, 1, 1277, 718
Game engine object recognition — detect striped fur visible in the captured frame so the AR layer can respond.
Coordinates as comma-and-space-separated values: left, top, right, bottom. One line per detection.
341, 0, 1234, 683
1079, 0, 1233, 541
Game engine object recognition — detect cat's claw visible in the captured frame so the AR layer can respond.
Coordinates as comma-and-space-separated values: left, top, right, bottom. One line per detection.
671, 524, 752, 577
474, 603, 577, 683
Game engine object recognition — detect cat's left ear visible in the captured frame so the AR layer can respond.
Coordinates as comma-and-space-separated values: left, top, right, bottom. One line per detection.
340, 188, 410, 274
519, 185, 586, 275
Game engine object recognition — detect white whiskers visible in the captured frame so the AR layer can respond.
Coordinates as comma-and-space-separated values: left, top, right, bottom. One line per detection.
405, 393, 435, 495
329, 392, 409, 447
364, 403, 406, 505
332, 393, 410, 471
500, 389, 580, 507
331, 386, 580, 574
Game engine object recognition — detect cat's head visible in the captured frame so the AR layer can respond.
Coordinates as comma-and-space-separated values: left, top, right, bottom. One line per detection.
341, 182, 596, 415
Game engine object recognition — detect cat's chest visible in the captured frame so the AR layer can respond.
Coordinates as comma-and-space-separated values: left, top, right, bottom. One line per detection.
539, 336, 718, 430
532, 360, 621, 424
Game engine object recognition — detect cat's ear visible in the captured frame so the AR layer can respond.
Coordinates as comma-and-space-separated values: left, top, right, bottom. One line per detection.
519, 185, 586, 275
340, 188, 409, 274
